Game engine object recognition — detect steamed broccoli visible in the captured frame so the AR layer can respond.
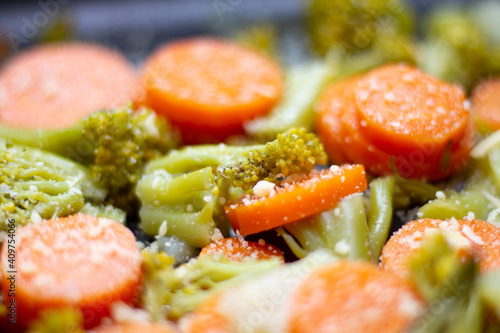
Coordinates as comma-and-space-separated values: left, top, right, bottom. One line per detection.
0, 140, 106, 229
137, 128, 327, 247
0, 106, 179, 212
307, 0, 414, 56
141, 249, 282, 320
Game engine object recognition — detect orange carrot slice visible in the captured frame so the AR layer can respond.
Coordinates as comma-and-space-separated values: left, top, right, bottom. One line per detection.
288, 261, 423, 333
225, 165, 367, 236
140, 38, 283, 143
355, 64, 469, 160
200, 238, 284, 262
0, 42, 137, 129
0, 214, 142, 329
472, 78, 500, 131
381, 218, 500, 277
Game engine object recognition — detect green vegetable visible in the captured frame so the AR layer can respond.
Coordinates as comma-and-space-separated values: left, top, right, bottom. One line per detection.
0, 140, 105, 230
79, 202, 127, 224
141, 249, 282, 320
26, 308, 84, 333
419, 6, 500, 89
407, 230, 482, 333
138, 128, 326, 246
0, 106, 179, 212
278, 193, 371, 260
307, 0, 414, 56
367, 176, 394, 261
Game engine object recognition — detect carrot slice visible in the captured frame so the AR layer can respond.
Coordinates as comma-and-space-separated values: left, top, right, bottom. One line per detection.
0, 42, 137, 129
90, 322, 176, 333
0, 214, 142, 329
381, 218, 500, 277
288, 261, 423, 333
472, 78, 500, 131
140, 38, 283, 143
316, 68, 474, 180
355, 64, 469, 160
225, 165, 367, 236
200, 237, 284, 262
182, 293, 232, 333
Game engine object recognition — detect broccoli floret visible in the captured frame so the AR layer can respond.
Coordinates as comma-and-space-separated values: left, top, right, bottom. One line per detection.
307, 0, 414, 56
0, 140, 106, 230
26, 308, 84, 333
419, 6, 500, 89
137, 128, 326, 247
141, 249, 282, 320
0, 106, 179, 213
79, 202, 126, 224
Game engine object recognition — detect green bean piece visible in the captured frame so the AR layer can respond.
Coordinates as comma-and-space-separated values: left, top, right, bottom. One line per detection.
488, 147, 500, 193
139, 202, 216, 248
367, 177, 394, 262
339, 194, 371, 260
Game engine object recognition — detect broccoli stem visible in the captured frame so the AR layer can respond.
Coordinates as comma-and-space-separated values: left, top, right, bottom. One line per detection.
367, 177, 394, 261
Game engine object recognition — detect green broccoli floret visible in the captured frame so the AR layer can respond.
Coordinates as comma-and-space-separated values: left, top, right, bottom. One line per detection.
0, 140, 106, 230
419, 6, 500, 90
307, 0, 414, 56
141, 249, 282, 320
26, 308, 84, 333
137, 128, 326, 247
0, 106, 179, 213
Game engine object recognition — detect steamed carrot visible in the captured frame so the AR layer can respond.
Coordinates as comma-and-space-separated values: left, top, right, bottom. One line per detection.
381, 218, 500, 277
0, 214, 142, 329
225, 165, 367, 236
200, 237, 284, 262
288, 261, 423, 333
182, 293, 231, 333
472, 78, 500, 132
90, 322, 177, 333
140, 38, 284, 143
0, 42, 137, 129
316, 64, 474, 180
355, 64, 469, 161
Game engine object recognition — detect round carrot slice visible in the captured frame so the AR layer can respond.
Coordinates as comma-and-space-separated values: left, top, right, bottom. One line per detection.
141, 38, 283, 143
288, 261, 423, 333
0, 214, 142, 328
355, 64, 469, 161
200, 238, 284, 262
90, 322, 176, 333
381, 218, 500, 277
182, 293, 232, 333
225, 165, 367, 236
0, 42, 137, 129
472, 78, 500, 131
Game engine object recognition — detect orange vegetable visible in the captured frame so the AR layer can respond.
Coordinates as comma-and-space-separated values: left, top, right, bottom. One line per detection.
90, 322, 176, 333
316, 64, 474, 180
288, 261, 423, 333
472, 78, 500, 131
0, 42, 137, 129
381, 218, 500, 277
200, 237, 284, 262
140, 38, 283, 143
225, 165, 367, 236
0, 214, 142, 329
182, 293, 231, 333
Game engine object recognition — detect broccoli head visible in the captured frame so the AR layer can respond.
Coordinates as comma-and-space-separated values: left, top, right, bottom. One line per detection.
0, 106, 180, 213
0, 140, 106, 229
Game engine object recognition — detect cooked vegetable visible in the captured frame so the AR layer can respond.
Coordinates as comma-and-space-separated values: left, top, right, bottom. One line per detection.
26, 308, 84, 333
140, 38, 284, 143
278, 192, 371, 260
0, 107, 179, 212
290, 261, 423, 333
316, 64, 474, 180
0, 214, 142, 329
472, 78, 500, 132
306, 0, 414, 56
381, 218, 500, 277
200, 237, 284, 262
226, 164, 367, 236
0, 42, 137, 129
0, 140, 106, 230
137, 128, 326, 245
418, 6, 500, 90
406, 229, 481, 333
141, 248, 282, 320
